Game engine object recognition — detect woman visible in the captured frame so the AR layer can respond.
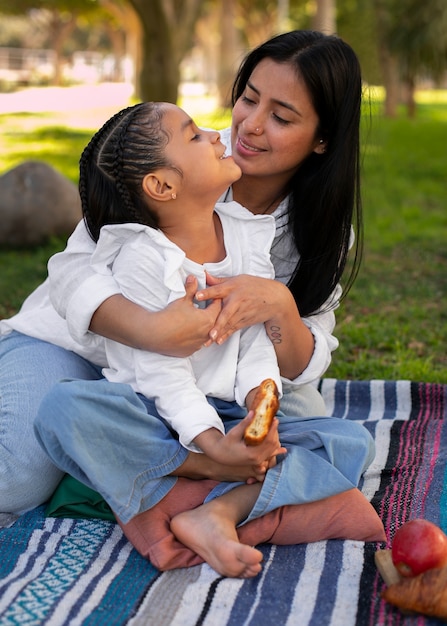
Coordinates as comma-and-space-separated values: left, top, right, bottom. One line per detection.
0, 31, 383, 562
34, 100, 376, 578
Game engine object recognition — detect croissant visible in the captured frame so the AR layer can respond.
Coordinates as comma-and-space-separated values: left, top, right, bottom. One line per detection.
382, 566, 447, 619
244, 378, 279, 446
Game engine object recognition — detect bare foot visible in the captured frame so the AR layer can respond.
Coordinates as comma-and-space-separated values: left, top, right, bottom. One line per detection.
171, 500, 263, 578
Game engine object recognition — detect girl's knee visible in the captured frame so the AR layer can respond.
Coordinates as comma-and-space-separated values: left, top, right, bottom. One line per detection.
346, 421, 375, 470
36, 380, 72, 423
34, 379, 87, 447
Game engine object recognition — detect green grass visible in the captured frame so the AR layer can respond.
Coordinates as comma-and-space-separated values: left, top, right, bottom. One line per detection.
0, 114, 92, 183
0, 94, 446, 383
330, 94, 447, 382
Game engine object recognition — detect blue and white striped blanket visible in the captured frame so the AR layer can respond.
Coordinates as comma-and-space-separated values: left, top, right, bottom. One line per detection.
1, 379, 446, 626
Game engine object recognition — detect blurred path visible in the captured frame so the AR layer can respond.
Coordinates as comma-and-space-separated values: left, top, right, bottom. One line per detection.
0, 83, 135, 128
0, 82, 218, 128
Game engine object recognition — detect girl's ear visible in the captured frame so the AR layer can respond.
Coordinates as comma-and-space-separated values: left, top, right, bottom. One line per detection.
142, 170, 177, 201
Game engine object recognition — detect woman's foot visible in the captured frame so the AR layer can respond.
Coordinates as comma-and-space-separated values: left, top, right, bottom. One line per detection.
171, 499, 263, 578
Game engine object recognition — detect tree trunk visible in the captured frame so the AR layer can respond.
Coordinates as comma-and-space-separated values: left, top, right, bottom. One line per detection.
403, 74, 417, 118
49, 13, 76, 86
312, 0, 336, 34
381, 49, 400, 117
104, 26, 125, 81
139, 11, 180, 104
373, 0, 401, 118
217, 0, 240, 108
100, 0, 143, 96
128, 0, 204, 103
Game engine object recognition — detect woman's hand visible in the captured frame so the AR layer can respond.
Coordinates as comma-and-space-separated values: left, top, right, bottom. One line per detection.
196, 273, 287, 344
196, 272, 315, 379
161, 275, 222, 356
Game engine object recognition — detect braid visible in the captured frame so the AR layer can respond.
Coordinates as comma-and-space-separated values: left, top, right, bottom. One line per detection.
79, 108, 128, 240
79, 102, 169, 242
110, 107, 142, 227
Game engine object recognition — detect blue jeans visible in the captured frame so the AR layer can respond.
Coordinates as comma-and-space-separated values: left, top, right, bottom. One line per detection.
0, 331, 102, 513
35, 378, 375, 524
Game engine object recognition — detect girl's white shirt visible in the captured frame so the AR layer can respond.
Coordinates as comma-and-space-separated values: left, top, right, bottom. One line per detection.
88, 201, 281, 450
0, 127, 340, 385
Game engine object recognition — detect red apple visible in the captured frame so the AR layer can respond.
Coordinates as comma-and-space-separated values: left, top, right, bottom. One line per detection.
392, 519, 447, 577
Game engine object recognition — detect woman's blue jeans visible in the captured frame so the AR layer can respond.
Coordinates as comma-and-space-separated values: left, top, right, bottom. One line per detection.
0, 331, 102, 513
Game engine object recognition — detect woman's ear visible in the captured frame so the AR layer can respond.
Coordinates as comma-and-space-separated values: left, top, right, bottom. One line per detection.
314, 139, 327, 155
142, 171, 177, 201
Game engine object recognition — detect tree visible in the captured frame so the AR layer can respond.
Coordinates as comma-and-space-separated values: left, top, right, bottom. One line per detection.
127, 0, 205, 103
388, 0, 447, 117
99, 0, 142, 94
374, 0, 447, 117
1, 0, 110, 85
217, 0, 241, 108
312, 0, 336, 34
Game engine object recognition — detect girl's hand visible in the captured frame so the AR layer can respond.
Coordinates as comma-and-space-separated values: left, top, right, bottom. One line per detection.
196, 273, 289, 345
193, 415, 286, 468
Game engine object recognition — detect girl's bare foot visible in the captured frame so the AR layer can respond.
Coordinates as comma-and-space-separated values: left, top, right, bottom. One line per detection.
171, 499, 263, 578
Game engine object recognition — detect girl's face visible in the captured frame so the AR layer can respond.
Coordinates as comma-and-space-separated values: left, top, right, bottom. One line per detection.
162, 104, 241, 198
231, 59, 324, 181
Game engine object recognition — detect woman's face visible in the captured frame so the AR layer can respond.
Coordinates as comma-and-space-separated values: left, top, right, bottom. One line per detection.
231, 59, 325, 181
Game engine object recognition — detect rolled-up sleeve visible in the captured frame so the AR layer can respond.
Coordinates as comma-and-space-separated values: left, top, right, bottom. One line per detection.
287, 285, 341, 385
48, 220, 122, 343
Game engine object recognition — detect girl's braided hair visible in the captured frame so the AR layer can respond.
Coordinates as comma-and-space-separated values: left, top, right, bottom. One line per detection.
79, 102, 170, 242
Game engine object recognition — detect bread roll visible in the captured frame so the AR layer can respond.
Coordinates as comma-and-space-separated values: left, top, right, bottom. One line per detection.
382, 566, 447, 619
244, 378, 279, 446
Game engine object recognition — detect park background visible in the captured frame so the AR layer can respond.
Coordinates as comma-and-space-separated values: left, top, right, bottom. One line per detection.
0, 0, 446, 383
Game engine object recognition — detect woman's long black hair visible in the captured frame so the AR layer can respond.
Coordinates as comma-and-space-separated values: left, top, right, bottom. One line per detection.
232, 30, 363, 317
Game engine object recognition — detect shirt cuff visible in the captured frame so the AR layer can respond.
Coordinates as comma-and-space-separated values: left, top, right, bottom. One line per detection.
65, 274, 121, 344
172, 405, 226, 453
235, 370, 283, 408
286, 326, 339, 386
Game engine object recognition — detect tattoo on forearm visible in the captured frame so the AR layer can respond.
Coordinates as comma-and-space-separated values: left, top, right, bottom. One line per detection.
268, 324, 282, 344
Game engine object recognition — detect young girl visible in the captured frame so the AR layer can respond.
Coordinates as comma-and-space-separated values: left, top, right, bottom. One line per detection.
76, 100, 285, 464
35, 101, 375, 578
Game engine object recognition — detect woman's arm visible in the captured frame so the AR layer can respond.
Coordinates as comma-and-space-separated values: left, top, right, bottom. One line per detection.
48, 221, 220, 357
263, 284, 315, 380
195, 273, 337, 381
90, 280, 221, 357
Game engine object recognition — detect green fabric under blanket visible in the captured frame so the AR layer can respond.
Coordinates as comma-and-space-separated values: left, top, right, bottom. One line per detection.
46, 473, 115, 521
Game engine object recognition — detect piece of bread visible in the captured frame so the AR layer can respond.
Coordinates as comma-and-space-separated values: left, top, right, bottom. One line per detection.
381, 566, 447, 619
244, 379, 279, 446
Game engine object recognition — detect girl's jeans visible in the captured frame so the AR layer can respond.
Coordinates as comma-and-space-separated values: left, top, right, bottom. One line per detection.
35, 377, 375, 524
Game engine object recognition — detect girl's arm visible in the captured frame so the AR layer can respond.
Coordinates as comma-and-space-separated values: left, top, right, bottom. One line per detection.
193, 416, 285, 467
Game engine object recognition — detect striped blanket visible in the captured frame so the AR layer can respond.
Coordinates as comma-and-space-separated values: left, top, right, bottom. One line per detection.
1, 379, 446, 626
